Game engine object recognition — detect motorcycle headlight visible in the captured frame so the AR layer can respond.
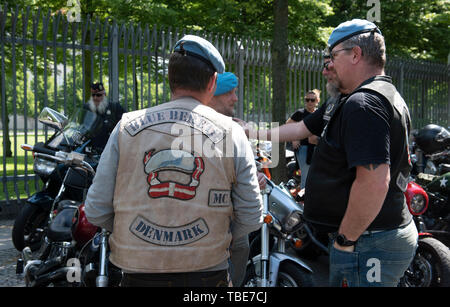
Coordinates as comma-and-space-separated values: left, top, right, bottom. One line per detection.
410, 194, 426, 214
33, 157, 57, 176
283, 211, 302, 232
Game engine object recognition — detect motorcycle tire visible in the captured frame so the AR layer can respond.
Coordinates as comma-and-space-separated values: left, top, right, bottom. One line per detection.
12, 203, 49, 252
400, 237, 450, 287
276, 262, 314, 287
243, 260, 314, 287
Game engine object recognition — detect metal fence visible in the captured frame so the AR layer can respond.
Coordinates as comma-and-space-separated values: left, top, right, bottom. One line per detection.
1, 5, 449, 202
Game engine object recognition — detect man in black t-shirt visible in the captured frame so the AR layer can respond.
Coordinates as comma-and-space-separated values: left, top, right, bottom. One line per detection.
239, 19, 418, 287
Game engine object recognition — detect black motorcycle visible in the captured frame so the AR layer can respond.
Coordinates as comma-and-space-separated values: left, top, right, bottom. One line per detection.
17, 144, 121, 287
411, 124, 450, 247
12, 107, 103, 252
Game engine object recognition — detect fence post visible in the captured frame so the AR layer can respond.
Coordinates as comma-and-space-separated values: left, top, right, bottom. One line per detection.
111, 23, 119, 104
237, 41, 245, 120
399, 62, 404, 97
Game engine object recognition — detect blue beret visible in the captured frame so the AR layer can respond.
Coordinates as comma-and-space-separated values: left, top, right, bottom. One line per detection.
173, 35, 225, 74
328, 19, 382, 51
214, 72, 238, 96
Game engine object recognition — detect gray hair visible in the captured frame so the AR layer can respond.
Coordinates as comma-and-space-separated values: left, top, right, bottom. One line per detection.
341, 31, 386, 69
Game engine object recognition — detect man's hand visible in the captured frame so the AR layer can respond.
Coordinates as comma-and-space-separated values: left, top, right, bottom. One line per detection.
257, 171, 266, 190
292, 140, 300, 150
333, 240, 355, 253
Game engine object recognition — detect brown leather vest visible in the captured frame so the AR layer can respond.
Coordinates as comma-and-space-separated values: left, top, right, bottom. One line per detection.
109, 98, 237, 273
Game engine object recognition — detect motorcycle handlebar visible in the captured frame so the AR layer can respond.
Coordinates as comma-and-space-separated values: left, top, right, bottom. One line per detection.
22, 143, 96, 176
21, 143, 57, 156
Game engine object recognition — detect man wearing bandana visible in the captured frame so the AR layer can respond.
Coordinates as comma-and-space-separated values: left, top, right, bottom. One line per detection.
85, 82, 125, 152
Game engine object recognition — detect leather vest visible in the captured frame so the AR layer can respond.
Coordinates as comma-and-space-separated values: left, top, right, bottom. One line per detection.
109, 98, 236, 273
304, 77, 413, 231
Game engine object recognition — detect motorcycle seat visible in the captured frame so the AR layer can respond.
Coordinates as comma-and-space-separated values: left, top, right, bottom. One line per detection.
47, 204, 78, 242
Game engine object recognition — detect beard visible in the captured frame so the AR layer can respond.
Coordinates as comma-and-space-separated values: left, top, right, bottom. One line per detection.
87, 97, 109, 114
326, 81, 340, 98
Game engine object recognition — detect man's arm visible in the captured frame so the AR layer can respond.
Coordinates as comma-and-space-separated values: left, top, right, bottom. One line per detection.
234, 118, 313, 143
84, 123, 121, 231
335, 163, 390, 251
230, 123, 264, 239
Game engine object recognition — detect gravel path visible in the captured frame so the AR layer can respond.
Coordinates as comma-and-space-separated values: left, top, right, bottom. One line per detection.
0, 220, 25, 287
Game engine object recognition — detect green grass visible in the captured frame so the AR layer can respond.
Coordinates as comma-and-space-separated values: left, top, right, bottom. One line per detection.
1, 132, 46, 201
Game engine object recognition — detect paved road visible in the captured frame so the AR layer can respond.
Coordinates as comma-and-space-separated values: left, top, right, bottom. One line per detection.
0, 219, 329, 287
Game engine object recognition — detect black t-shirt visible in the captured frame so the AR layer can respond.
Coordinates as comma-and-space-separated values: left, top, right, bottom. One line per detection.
304, 92, 392, 169
290, 108, 314, 146
303, 76, 412, 231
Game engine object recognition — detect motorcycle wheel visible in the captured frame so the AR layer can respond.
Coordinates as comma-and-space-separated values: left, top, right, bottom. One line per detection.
12, 203, 49, 252
243, 261, 314, 287
400, 237, 450, 287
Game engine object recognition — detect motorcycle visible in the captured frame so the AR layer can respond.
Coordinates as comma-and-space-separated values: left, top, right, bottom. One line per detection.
410, 124, 450, 247
242, 148, 316, 287
400, 180, 450, 287
12, 107, 103, 252
17, 143, 121, 287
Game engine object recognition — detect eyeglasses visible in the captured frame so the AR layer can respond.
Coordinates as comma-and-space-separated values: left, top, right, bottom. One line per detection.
92, 93, 104, 97
305, 98, 316, 102
330, 47, 353, 61
323, 61, 331, 71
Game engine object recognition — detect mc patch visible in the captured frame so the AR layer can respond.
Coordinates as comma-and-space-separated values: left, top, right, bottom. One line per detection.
208, 190, 232, 207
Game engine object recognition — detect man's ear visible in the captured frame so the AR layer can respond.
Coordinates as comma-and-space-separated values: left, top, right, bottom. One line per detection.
352, 46, 363, 64
207, 72, 218, 94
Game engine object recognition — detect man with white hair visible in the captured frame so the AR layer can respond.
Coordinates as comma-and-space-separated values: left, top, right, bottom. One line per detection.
85, 82, 125, 152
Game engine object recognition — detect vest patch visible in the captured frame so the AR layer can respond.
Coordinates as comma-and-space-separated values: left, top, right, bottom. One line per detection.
143, 149, 204, 200
130, 215, 209, 246
124, 108, 225, 143
208, 190, 232, 207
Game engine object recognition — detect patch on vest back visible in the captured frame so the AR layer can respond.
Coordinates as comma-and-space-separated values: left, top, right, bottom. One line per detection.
124, 108, 225, 143
130, 215, 209, 246
208, 190, 232, 207
143, 149, 204, 200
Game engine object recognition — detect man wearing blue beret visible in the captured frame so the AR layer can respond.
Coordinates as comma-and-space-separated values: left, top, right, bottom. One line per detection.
85, 35, 263, 287
209, 72, 239, 117
240, 19, 417, 287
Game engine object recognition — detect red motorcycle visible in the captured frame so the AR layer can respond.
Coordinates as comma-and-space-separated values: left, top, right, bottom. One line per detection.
400, 180, 450, 287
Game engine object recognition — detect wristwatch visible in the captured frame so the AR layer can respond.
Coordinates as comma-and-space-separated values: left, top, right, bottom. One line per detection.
335, 234, 357, 247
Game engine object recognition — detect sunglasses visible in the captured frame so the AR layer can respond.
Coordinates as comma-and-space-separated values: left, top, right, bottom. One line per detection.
305, 98, 316, 102
92, 93, 104, 97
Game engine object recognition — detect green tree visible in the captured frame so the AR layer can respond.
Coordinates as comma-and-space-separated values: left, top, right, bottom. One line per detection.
326, 0, 449, 62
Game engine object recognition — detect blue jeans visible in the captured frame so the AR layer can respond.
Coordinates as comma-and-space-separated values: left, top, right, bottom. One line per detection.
329, 221, 418, 287
295, 146, 310, 189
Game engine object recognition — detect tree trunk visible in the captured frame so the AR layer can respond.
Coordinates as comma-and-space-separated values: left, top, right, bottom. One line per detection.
271, 0, 288, 183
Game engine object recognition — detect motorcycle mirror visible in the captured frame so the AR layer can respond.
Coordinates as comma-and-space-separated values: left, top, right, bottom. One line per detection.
38, 107, 69, 131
